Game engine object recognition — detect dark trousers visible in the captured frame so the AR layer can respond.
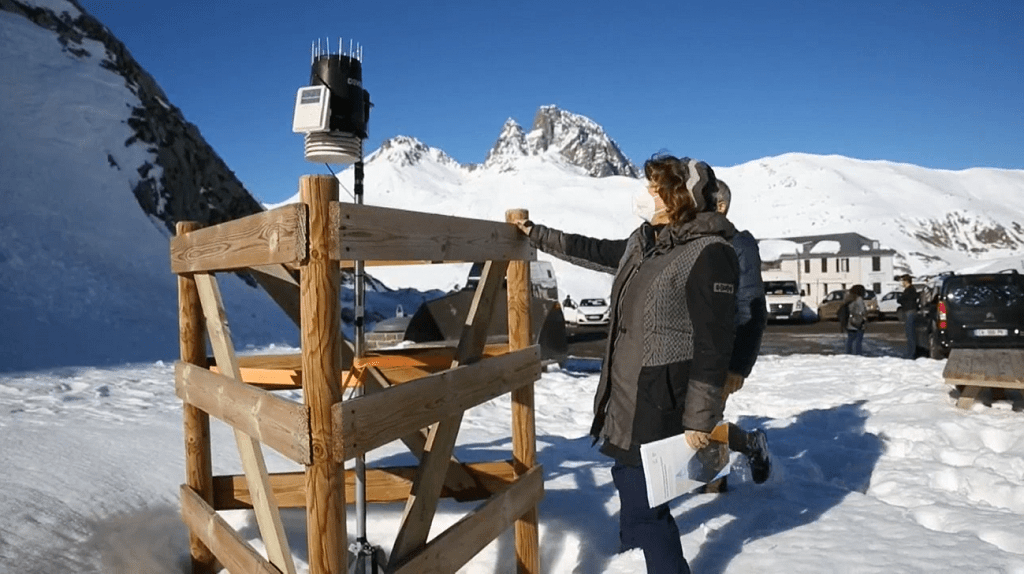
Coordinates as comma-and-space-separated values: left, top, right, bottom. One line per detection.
904, 311, 917, 358
846, 329, 864, 355
611, 463, 690, 574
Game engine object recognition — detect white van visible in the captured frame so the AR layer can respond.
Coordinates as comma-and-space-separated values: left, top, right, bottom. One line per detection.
763, 277, 805, 322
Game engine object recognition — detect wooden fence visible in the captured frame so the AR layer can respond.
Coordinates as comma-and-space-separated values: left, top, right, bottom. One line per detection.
170, 174, 544, 574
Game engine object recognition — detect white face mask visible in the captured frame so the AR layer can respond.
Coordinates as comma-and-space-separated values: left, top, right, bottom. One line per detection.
632, 188, 661, 222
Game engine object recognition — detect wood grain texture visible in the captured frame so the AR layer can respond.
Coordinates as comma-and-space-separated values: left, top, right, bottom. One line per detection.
176, 221, 216, 574
176, 362, 310, 465
170, 204, 307, 273
299, 175, 346, 574
506, 208, 540, 574
211, 461, 519, 509
195, 273, 297, 574
330, 202, 535, 262
390, 466, 545, 574
180, 485, 279, 574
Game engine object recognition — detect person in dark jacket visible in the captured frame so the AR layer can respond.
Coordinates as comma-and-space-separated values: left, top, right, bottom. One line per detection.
703, 179, 771, 491
897, 274, 919, 359
513, 154, 738, 574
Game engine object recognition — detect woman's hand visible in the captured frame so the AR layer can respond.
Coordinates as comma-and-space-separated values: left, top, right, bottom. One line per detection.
723, 372, 745, 397
685, 430, 711, 450
511, 218, 533, 235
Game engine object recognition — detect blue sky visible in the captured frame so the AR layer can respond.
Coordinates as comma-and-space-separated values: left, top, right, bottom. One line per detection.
78, 0, 1023, 204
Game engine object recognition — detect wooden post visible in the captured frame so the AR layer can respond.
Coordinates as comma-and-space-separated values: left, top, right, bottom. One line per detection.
505, 209, 540, 574
177, 221, 217, 574
301, 175, 346, 574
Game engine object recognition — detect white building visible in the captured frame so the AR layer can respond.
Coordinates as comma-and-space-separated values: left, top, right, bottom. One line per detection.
759, 232, 899, 306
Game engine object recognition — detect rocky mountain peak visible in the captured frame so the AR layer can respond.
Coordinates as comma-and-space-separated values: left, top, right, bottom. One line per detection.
483, 106, 639, 177
482, 119, 528, 172
527, 105, 640, 178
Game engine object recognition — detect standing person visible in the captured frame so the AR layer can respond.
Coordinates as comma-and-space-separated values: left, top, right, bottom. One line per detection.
705, 179, 770, 491
513, 154, 738, 574
843, 285, 868, 355
898, 274, 919, 359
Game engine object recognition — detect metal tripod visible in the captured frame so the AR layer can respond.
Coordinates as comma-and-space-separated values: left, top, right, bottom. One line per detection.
347, 158, 385, 574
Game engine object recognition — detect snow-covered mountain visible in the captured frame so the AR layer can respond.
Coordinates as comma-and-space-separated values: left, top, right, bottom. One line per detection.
482, 105, 641, 177
4, 0, 1024, 372
279, 133, 1024, 306
0, 0, 428, 371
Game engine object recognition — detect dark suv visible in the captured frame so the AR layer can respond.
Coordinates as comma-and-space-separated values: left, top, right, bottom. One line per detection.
914, 271, 1024, 359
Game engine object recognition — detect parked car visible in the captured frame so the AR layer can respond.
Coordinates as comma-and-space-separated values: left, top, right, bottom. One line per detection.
574, 298, 610, 326
878, 290, 901, 320
818, 290, 846, 321
818, 288, 879, 321
878, 284, 925, 320
864, 289, 879, 320
914, 271, 1024, 359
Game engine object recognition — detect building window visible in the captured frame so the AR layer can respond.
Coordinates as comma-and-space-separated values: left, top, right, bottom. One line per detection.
823, 283, 828, 294
872, 256, 881, 272
873, 282, 881, 293
841, 283, 847, 291
820, 258, 827, 272
804, 259, 810, 274
838, 258, 850, 272
806, 284, 811, 295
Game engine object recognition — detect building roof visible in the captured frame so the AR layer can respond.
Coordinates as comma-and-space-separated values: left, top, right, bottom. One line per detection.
761, 232, 897, 260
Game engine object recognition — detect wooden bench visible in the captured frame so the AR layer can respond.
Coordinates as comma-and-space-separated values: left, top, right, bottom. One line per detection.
942, 348, 1024, 408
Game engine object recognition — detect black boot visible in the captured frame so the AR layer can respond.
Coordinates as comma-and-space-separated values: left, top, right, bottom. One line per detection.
745, 430, 771, 484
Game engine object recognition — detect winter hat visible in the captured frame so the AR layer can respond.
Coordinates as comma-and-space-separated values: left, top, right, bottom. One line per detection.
679, 157, 718, 213
712, 179, 732, 213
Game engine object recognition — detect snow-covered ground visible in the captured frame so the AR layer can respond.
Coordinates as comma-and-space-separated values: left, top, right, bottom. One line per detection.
2, 351, 1022, 573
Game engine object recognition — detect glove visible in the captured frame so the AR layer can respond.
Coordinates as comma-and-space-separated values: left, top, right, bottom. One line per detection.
723, 372, 745, 398
685, 430, 711, 450
512, 218, 534, 235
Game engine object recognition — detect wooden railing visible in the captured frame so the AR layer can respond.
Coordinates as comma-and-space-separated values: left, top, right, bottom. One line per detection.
171, 174, 543, 574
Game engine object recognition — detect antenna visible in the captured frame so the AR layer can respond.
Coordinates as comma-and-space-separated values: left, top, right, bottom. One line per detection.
291, 37, 371, 165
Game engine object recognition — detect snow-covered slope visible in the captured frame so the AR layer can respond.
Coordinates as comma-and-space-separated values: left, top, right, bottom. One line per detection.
0, 0, 428, 371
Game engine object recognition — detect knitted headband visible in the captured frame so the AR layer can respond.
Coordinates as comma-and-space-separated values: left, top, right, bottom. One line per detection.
680, 157, 718, 213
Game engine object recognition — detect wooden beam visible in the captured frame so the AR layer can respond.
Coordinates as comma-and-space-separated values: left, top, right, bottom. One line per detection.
249, 263, 303, 327
194, 273, 297, 574
177, 221, 217, 574
336, 346, 541, 459
506, 208, 541, 574
339, 259, 467, 269
176, 362, 310, 465
388, 260, 510, 569
209, 354, 304, 390
211, 461, 519, 509
300, 175, 347, 574
170, 204, 308, 273
330, 202, 535, 263
956, 385, 983, 409
390, 465, 545, 574
179, 485, 281, 574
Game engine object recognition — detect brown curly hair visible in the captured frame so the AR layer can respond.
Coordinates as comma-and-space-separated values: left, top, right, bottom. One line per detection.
643, 154, 702, 224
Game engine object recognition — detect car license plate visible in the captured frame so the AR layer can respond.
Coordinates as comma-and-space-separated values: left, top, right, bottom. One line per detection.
973, 329, 1008, 337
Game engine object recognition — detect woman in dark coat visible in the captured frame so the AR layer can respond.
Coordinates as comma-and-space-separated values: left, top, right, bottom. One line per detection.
513, 154, 739, 574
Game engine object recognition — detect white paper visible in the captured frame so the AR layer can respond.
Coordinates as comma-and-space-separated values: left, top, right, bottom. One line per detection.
640, 434, 731, 507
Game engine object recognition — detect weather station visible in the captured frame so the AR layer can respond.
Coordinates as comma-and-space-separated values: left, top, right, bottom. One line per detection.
293, 38, 384, 574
